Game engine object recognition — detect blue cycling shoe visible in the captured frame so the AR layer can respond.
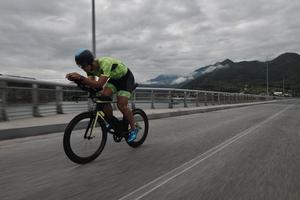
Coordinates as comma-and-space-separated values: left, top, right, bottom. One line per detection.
127, 128, 139, 142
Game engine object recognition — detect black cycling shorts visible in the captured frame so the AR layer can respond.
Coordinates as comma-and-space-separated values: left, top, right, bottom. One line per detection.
105, 69, 135, 98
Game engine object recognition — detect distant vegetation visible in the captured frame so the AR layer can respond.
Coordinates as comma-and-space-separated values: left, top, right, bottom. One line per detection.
181, 52, 300, 96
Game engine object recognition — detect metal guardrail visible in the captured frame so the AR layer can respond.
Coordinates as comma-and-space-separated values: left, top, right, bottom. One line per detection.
0, 76, 275, 121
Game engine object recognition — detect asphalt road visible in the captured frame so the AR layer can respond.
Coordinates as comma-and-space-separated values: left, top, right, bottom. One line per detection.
0, 100, 299, 200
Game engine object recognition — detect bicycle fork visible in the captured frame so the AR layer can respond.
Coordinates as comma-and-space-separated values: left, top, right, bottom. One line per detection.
84, 111, 107, 139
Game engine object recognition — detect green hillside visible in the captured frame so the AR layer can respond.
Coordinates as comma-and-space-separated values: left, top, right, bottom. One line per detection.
182, 53, 300, 96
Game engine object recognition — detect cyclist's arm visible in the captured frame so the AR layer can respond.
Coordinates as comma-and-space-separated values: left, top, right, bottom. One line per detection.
81, 58, 112, 88
81, 75, 109, 89
87, 76, 96, 81
74, 58, 112, 88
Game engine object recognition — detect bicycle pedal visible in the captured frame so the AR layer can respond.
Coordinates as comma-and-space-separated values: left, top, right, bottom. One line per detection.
113, 135, 122, 143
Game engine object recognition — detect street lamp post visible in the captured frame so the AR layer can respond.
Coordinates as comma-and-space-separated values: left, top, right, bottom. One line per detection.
283, 78, 285, 95
92, 0, 96, 56
266, 58, 269, 96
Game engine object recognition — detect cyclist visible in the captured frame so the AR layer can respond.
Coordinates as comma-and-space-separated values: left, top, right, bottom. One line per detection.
66, 49, 138, 142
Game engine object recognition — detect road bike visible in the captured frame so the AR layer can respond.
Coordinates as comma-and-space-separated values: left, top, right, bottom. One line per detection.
63, 82, 149, 164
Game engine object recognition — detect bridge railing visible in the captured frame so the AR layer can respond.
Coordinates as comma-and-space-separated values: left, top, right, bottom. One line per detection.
0, 76, 275, 121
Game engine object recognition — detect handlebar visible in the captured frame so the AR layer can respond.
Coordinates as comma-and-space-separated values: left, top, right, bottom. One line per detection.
72, 80, 103, 102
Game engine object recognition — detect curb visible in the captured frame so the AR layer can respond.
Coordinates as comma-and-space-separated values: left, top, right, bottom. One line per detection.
0, 101, 278, 141
146, 101, 273, 120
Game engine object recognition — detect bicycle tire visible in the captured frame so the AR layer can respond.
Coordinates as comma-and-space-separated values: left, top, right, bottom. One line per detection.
126, 108, 149, 148
63, 112, 107, 164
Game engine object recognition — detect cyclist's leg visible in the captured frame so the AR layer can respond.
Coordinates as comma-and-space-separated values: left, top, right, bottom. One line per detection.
116, 70, 136, 131
101, 86, 114, 119
117, 92, 136, 130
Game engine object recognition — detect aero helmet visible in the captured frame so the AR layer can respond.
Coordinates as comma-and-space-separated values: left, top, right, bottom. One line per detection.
75, 49, 94, 68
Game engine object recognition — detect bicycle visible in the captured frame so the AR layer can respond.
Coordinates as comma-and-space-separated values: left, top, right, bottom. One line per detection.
63, 81, 149, 164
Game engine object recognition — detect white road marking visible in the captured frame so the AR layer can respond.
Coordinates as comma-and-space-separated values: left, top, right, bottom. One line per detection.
118, 104, 293, 200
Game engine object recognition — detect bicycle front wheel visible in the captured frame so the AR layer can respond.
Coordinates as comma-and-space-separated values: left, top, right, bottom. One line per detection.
63, 112, 107, 164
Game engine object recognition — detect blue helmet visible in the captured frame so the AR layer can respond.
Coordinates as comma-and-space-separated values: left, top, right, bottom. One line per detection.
75, 49, 94, 68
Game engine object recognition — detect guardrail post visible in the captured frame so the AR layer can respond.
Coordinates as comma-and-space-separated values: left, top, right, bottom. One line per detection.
227, 94, 230, 104
211, 93, 215, 105
218, 93, 221, 105
85, 90, 94, 111
196, 92, 199, 107
32, 84, 41, 117
0, 81, 8, 121
204, 92, 208, 106
151, 90, 155, 109
56, 86, 63, 114
168, 91, 173, 109
131, 91, 136, 109
184, 92, 188, 108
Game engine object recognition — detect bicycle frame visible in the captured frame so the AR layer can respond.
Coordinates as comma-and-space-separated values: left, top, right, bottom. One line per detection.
84, 110, 107, 139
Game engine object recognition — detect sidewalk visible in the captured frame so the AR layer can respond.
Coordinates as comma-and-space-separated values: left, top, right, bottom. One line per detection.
0, 101, 277, 140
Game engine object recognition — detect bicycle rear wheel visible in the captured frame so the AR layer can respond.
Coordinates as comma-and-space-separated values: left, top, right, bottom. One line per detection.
63, 112, 107, 164
126, 108, 149, 148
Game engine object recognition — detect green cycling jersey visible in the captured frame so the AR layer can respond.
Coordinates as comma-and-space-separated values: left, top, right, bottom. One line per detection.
86, 57, 128, 79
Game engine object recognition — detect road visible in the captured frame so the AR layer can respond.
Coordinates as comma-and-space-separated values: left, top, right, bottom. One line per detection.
0, 100, 299, 200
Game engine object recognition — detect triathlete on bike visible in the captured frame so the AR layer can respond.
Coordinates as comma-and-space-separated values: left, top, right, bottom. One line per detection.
66, 49, 138, 142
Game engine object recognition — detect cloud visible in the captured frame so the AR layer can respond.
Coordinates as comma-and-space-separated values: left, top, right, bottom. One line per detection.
0, 0, 300, 83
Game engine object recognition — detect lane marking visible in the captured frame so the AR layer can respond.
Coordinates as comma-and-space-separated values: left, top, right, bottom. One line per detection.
118, 104, 293, 200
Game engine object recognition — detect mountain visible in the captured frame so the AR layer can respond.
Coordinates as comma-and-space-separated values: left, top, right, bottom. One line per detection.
182, 52, 300, 96
146, 60, 233, 87
194, 59, 233, 77
144, 52, 300, 96
146, 74, 180, 86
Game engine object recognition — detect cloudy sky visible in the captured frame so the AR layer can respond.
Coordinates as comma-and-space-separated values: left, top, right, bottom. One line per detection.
1, 0, 300, 83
